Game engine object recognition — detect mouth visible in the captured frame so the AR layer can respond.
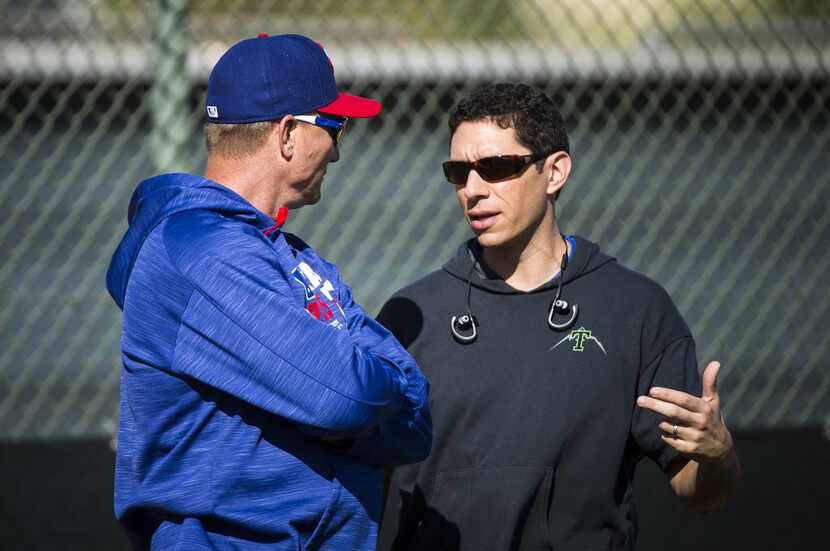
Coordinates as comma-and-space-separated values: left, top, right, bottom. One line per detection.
466, 210, 499, 231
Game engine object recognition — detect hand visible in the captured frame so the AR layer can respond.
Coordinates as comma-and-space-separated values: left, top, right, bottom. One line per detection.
637, 361, 734, 463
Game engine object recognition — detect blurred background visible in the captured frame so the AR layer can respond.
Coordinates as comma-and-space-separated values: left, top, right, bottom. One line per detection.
0, 0, 828, 549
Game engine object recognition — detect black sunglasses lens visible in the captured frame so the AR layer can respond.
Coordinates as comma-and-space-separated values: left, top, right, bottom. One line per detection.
443, 162, 471, 185
477, 156, 521, 181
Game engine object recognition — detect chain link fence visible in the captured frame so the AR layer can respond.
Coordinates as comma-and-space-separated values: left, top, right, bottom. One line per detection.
1, 0, 828, 439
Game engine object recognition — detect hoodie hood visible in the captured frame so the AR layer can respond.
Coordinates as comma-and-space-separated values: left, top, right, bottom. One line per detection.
106, 173, 273, 309
442, 235, 616, 294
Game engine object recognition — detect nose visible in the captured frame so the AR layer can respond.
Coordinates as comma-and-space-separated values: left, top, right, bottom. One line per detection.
463, 169, 489, 200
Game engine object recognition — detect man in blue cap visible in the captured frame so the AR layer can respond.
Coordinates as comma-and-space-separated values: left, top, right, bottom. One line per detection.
106, 34, 431, 550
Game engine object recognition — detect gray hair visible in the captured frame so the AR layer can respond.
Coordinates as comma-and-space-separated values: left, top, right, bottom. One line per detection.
203, 120, 279, 158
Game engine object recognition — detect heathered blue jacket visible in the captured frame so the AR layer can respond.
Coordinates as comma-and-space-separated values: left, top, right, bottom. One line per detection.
106, 173, 431, 550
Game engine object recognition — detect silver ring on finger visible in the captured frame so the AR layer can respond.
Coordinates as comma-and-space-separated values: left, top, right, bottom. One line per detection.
671, 424, 679, 438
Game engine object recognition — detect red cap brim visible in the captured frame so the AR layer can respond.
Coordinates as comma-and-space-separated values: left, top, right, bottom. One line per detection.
318, 92, 382, 118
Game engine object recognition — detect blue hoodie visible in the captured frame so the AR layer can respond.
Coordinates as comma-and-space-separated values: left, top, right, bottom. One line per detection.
106, 173, 431, 550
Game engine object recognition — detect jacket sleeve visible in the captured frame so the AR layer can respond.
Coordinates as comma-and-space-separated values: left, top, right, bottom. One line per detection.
158, 212, 409, 435
322, 267, 432, 466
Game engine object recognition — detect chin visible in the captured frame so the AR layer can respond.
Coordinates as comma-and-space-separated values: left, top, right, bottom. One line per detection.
289, 194, 321, 209
303, 186, 322, 205
476, 227, 528, 251
475, 230, 507, 249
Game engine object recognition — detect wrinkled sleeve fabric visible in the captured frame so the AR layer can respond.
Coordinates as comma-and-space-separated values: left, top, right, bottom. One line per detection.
160, 211, 409, 435
322, 267, 432, 467
630, 285, 703, 472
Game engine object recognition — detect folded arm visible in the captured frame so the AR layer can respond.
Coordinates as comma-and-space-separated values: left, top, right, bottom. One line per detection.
163, 213, 411, 435
320, 263, 432, 466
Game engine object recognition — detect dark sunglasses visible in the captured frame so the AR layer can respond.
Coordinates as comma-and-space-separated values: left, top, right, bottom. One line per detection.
442, 152, 550, 186
294, 114, 348, 145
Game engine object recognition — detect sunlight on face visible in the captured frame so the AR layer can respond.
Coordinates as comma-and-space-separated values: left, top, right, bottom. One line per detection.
450, 121, 550, 249
289, 119, 340, 207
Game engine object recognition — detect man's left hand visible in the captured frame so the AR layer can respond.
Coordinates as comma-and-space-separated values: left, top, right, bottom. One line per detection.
637, 361, 734, 463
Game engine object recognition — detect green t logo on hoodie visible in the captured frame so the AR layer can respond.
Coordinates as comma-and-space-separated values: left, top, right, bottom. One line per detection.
549, 326, 608, 355
571, 328, 592, 351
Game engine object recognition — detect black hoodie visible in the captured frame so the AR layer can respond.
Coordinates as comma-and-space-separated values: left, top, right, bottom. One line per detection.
376, 235, 702, 551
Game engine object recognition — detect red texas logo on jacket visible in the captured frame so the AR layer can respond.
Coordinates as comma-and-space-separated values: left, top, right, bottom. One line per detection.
291, 262, 346, 330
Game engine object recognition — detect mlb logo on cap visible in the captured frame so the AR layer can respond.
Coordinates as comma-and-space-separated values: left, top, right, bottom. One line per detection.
205, 33, 381, 124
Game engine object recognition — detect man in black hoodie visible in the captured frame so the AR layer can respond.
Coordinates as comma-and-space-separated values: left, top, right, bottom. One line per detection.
376, 83, 741, 551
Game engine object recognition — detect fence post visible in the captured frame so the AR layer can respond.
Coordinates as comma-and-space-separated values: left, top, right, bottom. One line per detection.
150, 0, 191, 173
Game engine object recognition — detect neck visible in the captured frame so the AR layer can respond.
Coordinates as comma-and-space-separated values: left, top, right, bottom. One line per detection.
480, 210, 568, 292
204, 154, 287, 219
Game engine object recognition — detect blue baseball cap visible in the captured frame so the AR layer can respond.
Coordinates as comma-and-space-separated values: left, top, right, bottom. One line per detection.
205, 33, 381, 123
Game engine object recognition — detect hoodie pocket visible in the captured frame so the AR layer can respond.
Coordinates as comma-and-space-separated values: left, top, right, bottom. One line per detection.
427, 466, 554, 551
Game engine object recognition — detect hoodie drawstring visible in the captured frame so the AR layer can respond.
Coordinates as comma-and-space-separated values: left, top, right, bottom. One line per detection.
450, 236, 579, 344
449, 260, 480, 343
547, 251, 579, 330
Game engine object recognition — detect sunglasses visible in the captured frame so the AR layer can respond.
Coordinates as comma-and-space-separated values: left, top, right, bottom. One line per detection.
442, 152, 550, 186
294, 114, 348, 145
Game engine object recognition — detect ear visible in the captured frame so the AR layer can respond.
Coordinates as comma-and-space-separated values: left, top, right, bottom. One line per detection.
277, 115, 297, 159
545, 151, 571, 198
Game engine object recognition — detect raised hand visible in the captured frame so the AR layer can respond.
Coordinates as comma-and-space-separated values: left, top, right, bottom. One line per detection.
636, 361, 734, 462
